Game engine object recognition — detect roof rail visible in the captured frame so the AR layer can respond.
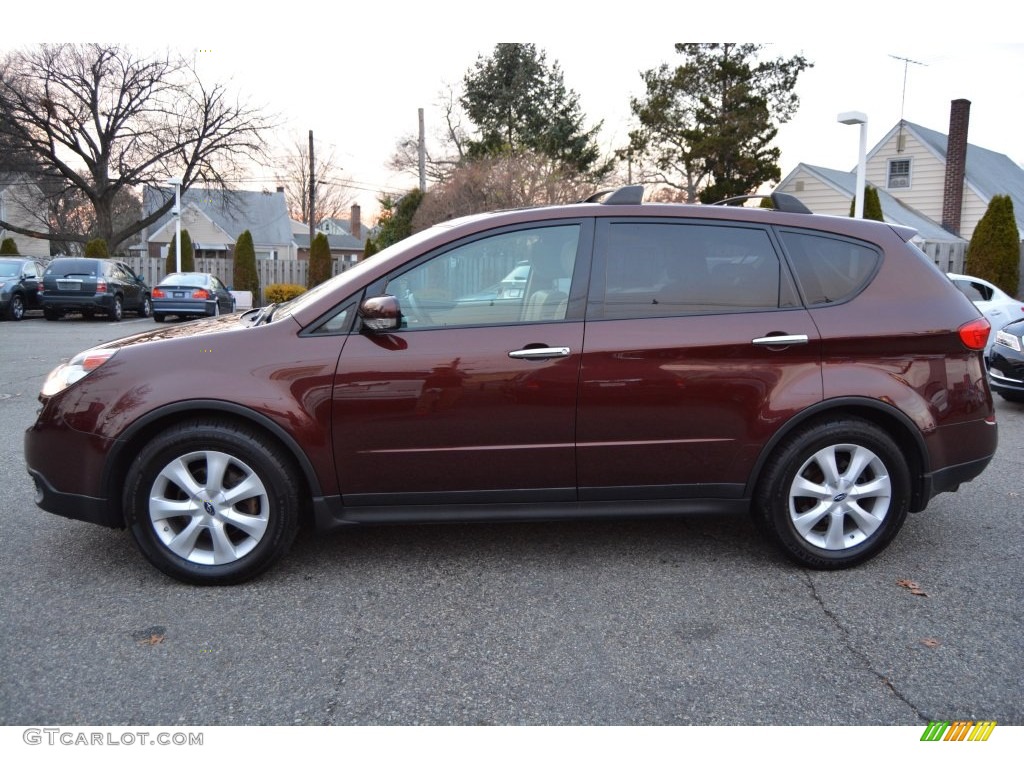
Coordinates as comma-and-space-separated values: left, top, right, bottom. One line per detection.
580, 185, 645, 205
711, 192, 812, 214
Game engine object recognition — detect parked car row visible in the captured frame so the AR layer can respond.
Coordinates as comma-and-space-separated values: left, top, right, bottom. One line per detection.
1, 256, 241, 324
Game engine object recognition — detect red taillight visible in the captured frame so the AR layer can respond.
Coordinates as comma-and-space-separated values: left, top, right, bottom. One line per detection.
152, 288, 165, 298
958, 317, 991, 351
96, 278, 107, 294
192, 289, 209, 299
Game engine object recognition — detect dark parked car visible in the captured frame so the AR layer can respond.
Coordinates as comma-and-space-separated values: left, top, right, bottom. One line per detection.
987, 318, 1024, 402
40, 257, 151, 321
152, 272, 236, 322
25, 186, 998, 585
0, 257, 46, 320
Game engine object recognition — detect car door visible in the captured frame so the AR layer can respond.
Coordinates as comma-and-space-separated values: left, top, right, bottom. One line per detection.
114, 262, 142, 309
333, 222, 590, 507
22, 261, 42, 308
576, 219, 823, 500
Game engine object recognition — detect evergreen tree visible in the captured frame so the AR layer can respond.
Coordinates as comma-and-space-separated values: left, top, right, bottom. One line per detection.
0, 237, 18, 254
628, 44, 811, 202
372, 189, 424, 250
84, 238, 109, 257
233, 230, 260, 305
966, 195, 1020, 296
461, 43, 609, 177
165, 228, 195, 275
849, 186, 884, 221
308, 232, 332, 288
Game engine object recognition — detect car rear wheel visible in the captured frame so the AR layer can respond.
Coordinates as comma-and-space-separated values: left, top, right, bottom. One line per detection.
109, 296, 123, 321
138, 295, 152, 318
123, 420, 301, 585
44, 307, 61, 321
7, 293, 25, 320
754, 418, 910, 569
153, 313, 165, 323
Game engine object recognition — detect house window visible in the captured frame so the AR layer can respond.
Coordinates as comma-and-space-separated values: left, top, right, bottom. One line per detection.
888, 159, 911, 189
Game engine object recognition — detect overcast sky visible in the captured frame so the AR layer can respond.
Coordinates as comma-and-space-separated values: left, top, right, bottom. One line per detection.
6, 1, 1024, 219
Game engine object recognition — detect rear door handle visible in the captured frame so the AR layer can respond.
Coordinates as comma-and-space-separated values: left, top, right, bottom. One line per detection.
508, 346, 571, 360
752, 334, 809, 346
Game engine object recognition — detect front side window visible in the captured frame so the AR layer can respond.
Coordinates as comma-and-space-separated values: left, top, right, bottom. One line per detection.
385, 224, 580, 329
598, 222, 788, 320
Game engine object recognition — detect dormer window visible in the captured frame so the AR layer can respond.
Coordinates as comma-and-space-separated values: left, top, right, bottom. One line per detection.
888, 159, 911, 189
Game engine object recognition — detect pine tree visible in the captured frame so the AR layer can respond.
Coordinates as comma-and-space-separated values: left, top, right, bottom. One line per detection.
849, 186, 884, 221
966, 195, 1020, 296
165, 228, 195, 275
308, 232, 332, 288
0, 237, 18, 254
233, 230, 260, 305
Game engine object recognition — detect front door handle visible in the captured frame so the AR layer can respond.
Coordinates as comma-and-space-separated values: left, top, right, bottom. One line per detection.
751, 334, 809, 346
508, 346, 571, 360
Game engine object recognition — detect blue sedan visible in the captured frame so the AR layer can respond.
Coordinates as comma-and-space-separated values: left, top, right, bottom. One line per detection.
152, 272, 236, 322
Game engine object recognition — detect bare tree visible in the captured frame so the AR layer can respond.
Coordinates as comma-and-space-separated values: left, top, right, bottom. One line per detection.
0, 43, 274, 252
277, 137, 356, 226
388, 84, 470, 185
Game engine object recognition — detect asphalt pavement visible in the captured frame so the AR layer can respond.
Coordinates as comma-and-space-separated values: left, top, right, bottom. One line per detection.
0, 312, 1021, 726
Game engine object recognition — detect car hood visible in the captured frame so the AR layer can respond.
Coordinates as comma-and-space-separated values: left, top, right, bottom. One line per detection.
93, 313, 298, 352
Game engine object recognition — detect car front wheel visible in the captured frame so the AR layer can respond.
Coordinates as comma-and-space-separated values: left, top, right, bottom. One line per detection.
138, 295, 152, 318
123, 420, 301, 585
755, 418, 910, 569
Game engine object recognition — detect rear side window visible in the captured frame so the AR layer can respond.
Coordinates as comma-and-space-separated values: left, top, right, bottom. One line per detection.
952, 279, 993, 302
598, 222, 792, 319
780, 231, 881, 306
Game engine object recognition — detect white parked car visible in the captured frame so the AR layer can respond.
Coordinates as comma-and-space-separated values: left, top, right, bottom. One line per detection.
948, 272, 1024, 353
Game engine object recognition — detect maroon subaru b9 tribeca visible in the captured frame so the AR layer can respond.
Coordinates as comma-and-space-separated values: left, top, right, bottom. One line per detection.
25, 187, 997, 584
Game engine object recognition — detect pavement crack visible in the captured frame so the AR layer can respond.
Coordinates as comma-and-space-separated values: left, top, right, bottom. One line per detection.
801, 572, 928, 723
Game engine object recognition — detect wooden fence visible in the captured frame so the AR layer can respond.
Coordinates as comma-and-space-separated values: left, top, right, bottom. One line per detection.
121, 257, 353, 305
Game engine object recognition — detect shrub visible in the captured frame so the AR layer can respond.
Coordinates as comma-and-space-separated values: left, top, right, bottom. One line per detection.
308, 232, 332, 288
233, 230, 260, 305
84, 238, 109, 258
165, 228, 195, 275
849, 186, 884, 221
265, 283, 307, 304
0, 237, 18, 254
966, 195, 1020, 297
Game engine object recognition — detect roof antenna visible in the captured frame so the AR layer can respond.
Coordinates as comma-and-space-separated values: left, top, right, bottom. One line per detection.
889, 54, 927, 153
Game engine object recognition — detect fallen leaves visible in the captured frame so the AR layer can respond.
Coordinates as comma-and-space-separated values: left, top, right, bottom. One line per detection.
137, 633, 165, 646
920, 638, 941, 648
897, 579, 928, 597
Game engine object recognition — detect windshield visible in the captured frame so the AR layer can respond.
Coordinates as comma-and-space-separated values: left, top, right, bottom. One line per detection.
160, 273, 210, 287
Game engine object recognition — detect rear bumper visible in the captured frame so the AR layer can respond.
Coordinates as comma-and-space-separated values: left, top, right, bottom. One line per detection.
42, 293, 116, 313
152, 300, 213, 316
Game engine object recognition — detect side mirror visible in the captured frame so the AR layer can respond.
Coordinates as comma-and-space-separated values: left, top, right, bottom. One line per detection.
359, 295, 403, 332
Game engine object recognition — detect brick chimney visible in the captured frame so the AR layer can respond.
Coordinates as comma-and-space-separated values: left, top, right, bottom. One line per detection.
941, 99, 971, 236
350, 203, 361, 240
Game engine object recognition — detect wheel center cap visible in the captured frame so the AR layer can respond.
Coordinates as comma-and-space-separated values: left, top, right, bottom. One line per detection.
833, 492, 848, 502
203, 500, 216, 516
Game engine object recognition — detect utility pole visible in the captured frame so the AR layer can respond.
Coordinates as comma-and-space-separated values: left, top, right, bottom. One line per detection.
308, 130, 315, 250
418, 108, 426, 193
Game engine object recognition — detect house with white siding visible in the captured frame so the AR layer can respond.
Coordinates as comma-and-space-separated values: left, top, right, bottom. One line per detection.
776, 100, 1024, 276
0, 174, 51, 258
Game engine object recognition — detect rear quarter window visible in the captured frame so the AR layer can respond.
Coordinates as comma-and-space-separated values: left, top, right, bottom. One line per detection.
779, 231, 881, 306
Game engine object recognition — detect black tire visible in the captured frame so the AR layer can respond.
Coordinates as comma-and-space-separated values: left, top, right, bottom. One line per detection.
7, 293, 25, 321
44, 306, 61, 321
138, 295, 152, 318
153, 313, 165, 323
997, 391, 1024, 404
123, 419, 300, 585
754, 418, 910, 569
109, 295, 123, 322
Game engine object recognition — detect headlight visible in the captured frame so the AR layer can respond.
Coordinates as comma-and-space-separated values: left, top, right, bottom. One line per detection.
41, 348, 118, 398
995, 330, 1022, 352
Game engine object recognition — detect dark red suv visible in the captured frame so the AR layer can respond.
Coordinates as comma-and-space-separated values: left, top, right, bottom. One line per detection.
24, 187, 997, 584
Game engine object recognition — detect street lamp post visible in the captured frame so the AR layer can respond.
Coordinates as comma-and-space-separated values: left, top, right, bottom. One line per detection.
167, 177, 182, 272
837, 111, 868, 219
